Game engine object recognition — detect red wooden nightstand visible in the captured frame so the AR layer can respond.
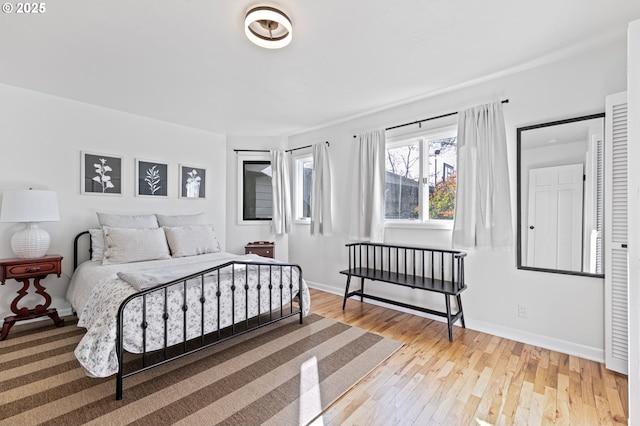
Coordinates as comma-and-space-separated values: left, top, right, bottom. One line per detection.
245, 241, 275, 258
0, 255, 64, 340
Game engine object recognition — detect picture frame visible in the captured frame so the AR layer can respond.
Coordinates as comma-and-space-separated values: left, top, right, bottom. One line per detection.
135, 159, 168, 198
81, 151, 123, 196
179, 164, 206, 199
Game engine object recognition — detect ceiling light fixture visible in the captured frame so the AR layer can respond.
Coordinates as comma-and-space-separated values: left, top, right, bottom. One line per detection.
244, 6, 292, 49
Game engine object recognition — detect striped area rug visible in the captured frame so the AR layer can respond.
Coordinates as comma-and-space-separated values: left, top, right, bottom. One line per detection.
0, 313, 402, 425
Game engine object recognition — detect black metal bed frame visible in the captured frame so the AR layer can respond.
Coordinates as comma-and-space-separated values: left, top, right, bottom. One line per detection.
73, 231, 304, 400
340, 242, 467, 341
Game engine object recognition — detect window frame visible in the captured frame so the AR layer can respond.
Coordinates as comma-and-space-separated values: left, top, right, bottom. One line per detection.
293, 152, 313, 224
384, 124, 457, 230
236, 153, 272, 225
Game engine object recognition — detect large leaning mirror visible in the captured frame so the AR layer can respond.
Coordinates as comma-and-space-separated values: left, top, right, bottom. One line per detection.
517, 113, 605, 277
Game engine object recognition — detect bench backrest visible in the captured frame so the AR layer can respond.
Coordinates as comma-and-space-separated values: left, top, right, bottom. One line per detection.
346, 242, 467, 290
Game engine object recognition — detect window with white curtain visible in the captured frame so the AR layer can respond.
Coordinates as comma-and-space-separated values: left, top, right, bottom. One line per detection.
385, 125, 457, 225
294, 154, 313, 222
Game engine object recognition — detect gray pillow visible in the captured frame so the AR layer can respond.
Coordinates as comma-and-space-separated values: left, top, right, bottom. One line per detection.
97, 212, 159, 229
156, 213, 206, 227
163, 225, 221, 258
102, 227, 171, 265
88, 228, 105, 261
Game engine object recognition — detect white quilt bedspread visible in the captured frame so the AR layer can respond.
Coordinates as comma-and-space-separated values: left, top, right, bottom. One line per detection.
71, 253, 310, 378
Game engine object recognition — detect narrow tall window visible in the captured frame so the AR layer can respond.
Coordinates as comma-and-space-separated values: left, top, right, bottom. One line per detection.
384, 126, 457, 223
242, 161, 272, 220
294, 155, 313, 221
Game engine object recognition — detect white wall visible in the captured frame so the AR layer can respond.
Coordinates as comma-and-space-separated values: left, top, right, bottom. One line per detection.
626, 18, 640, 426
287, 37, 628, 360
225, 135, 290, 261
0, 84, 226, 319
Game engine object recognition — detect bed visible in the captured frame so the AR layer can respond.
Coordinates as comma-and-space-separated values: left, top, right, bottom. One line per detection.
66, 212, 310, 400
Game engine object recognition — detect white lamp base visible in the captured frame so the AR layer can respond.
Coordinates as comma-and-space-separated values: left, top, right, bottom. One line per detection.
10, 223, 51, 258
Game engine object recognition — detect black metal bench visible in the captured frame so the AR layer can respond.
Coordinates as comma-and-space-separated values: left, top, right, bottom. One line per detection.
340, 242, 467, 341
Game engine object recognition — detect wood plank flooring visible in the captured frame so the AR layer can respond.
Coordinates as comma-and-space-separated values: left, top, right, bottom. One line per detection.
309, 288, 628, 426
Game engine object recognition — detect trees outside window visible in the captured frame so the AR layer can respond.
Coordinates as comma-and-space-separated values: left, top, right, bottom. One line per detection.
385, 126, 457, 223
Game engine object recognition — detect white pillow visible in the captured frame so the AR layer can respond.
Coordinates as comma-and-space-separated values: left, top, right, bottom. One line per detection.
163, 225, 221, 258
88, 228, 105, 261
102, 227, 171, 265
156, 213, 206, 227
97, 212, 159, 229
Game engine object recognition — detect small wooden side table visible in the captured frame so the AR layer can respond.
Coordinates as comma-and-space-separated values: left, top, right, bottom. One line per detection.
0, 255, 64, 340
245, 241, 275, 258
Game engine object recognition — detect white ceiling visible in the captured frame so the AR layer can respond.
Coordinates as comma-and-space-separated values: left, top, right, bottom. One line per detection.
2, 1, 640, 137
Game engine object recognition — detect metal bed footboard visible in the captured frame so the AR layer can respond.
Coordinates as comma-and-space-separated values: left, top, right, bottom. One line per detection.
114, 260, 303, 400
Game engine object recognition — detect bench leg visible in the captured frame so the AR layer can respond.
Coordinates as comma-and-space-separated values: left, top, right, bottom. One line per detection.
342, 275, 352, 310
456, 294, 466, 329
445, 294, 453, 342
360, 277, 365, 302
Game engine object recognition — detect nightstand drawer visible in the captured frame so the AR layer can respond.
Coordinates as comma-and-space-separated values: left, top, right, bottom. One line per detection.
6, 261, 58, 278
245, 242, 275, 259
0, 255, 63, 283
246, 247, 273, 257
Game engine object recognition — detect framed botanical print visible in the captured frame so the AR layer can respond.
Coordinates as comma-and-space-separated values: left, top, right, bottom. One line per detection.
179, 165, 206, 199
81, 151, 123, 196
136, 159, 168, 197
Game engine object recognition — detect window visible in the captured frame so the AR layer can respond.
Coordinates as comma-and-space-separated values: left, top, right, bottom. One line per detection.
385, 125, 457, 223
242, 160, 272, 220
294, 154, 313, 221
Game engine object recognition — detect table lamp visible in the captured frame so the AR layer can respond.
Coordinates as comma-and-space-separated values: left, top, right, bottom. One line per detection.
0, 189, 60, 258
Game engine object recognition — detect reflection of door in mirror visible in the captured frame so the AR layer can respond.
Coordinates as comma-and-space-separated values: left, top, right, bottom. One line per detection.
517, 113, 605, 277
526, 164, 583, 270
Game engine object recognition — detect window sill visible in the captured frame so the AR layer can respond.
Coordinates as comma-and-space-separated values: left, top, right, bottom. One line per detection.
384, 220, 453, 231
294, 219, 310, 225
236, 219, 271, 226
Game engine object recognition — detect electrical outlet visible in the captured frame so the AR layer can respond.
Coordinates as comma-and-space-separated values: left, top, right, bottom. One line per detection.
518, 304, 528, 319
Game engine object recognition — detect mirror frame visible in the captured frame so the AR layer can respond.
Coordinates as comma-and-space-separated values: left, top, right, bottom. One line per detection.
516, 112, 605, 278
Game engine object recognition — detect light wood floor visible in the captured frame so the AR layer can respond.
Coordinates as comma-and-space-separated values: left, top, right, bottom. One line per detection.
309, 288, 628, 426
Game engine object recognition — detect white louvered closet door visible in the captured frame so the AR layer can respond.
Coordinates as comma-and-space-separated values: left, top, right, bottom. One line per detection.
605, 91, 628, 374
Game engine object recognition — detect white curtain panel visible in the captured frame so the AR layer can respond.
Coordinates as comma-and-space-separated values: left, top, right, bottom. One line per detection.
310, 142, 333, 236
452, 101, 513, 250
270, 150, 292, 235
348, 130, 386, 242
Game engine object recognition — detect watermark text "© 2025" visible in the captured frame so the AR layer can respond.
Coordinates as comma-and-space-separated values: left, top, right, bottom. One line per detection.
2, 3, 46, 13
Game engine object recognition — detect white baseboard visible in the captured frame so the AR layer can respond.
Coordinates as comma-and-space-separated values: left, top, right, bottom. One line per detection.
58, 307, 75, 318
465, 319, 604, 363
306, 281, 604, 363
307, 280, 343, 296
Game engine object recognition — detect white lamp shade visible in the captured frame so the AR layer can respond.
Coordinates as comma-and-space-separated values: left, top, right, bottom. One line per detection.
1, 189, 59, 258
0, 190, 60, 223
